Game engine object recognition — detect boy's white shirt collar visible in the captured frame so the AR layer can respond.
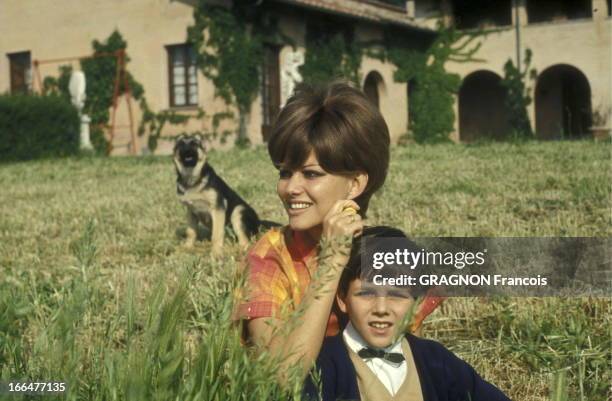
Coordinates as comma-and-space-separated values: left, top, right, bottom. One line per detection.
343, 322, 404, 355
343, 322, 407, 396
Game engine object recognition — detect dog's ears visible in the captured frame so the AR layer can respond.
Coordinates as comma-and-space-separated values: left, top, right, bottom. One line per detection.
173, 134, 185, 151
194, 133, 207, 150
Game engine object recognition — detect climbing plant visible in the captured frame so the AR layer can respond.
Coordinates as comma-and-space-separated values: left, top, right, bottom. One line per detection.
43, 31, 145, 154
82, 31, 146, 154
188, 2, 289, 145
81, 31, 145, 131
299, 20, 362, 86
188, 3, 366, 142
42, 65, 72, 102
138, 105, 235, 151
501, 49, 536, 138
138, 102, 192, 152
44, 30, 196, 154
382, 23, 484, 143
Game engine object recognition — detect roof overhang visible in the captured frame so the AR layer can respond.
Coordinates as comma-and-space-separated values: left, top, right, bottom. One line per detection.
269, 0, 434, 33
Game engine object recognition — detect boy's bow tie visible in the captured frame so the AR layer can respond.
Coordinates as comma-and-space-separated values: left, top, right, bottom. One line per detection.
357, 347, 405, 363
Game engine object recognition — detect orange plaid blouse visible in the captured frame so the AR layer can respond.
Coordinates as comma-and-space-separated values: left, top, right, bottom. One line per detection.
233, 226, 341, 336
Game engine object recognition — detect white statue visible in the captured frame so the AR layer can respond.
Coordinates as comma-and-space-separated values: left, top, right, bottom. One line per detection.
281, 49, 304, 106
69, 71, 93, 150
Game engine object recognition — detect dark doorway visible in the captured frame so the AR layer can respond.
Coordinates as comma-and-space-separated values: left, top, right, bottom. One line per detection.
459, 70, 510, 142
261, 45, 281, 142
535, 65, 591, 139
363, 71, 384, 109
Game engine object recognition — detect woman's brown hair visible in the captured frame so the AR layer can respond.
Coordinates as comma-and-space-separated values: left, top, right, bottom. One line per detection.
268, 81, 390, 215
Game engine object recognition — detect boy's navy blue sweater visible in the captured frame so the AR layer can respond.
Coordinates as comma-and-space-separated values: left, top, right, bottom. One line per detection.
303, 334, 511, 401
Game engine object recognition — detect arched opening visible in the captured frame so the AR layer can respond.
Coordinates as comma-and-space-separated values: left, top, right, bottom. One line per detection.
363, 71, 384, 109
535, 65, 591, 139
458, 70, 510, 142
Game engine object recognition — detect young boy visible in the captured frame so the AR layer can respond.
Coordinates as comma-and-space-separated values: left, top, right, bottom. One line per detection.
303, 226, 511, 401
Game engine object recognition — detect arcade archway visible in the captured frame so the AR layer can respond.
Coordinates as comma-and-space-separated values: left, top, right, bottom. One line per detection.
459, 70, 510, 142
535, 65, 591, 139
363, 70, 384, 109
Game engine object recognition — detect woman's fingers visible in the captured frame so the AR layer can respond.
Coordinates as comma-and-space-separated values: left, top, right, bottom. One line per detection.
345, 216, 364, 237
354, 218, 368, 237
322, 203, 363, 240
320, 202, 364, 271
326, 200, 360, 220
321, 199, 365, 246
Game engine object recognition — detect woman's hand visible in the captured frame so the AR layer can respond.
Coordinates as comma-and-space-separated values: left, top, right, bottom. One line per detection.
320, 200, 363, 270
321, 200, 363, 239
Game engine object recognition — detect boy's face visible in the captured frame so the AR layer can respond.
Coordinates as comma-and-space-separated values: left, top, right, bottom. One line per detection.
337, 278, 414, 349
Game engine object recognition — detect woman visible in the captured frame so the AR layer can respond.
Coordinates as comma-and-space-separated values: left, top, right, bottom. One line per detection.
234, 82, 432, 382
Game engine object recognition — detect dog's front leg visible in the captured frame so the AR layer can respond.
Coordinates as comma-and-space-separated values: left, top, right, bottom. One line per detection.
184, 210, 198, 248
210, 208, 225, 256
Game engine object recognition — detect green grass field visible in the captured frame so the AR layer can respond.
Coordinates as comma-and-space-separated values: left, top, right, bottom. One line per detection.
0, 141, 610, 400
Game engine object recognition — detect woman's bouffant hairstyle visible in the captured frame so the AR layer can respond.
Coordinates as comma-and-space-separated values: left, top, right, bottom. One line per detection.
267, 82, 390, 216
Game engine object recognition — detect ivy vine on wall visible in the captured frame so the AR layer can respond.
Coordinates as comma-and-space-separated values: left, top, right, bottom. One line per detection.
188, 2, 369, 143
188, 2, 289, 145
381, 23, 484, 143
299, 20, 362, 86
44, 31, 145, 154
501, 49, 536, 138
44, 30, 196, 154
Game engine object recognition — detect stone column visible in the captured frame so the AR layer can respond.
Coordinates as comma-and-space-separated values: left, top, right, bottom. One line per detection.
512, 0, 528, 26
592, 0, 608, 20
406, 0, 415, 18
440, 0, 454, 27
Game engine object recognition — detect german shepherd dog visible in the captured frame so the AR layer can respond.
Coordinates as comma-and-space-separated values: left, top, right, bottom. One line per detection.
173, 134, 260, 254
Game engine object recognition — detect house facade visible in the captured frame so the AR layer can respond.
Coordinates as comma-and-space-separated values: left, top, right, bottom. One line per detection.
0, 0, 432, 154
410, 0, 612, 141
